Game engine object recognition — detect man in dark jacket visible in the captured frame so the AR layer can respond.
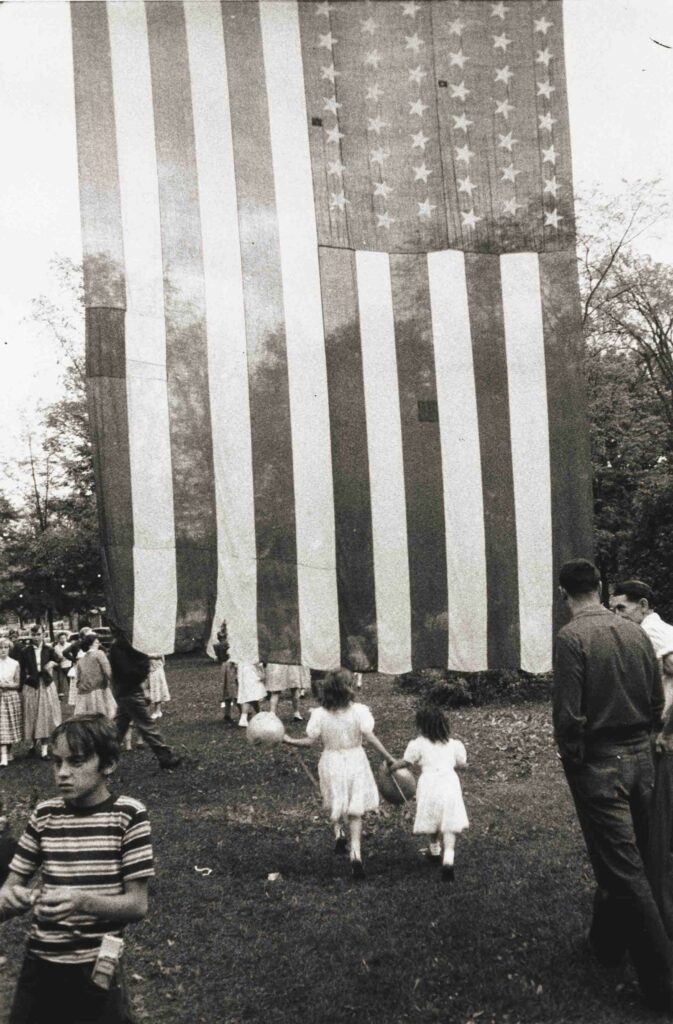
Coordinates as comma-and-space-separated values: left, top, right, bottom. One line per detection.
553, 558, 673, 1010
109, 633, 181, 769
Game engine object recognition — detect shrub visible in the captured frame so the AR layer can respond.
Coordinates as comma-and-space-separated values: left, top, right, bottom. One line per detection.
396, 669, 552, 708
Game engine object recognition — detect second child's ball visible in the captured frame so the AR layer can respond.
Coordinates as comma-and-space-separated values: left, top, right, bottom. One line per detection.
377, 763, 417, 805
246, 711, 285, 747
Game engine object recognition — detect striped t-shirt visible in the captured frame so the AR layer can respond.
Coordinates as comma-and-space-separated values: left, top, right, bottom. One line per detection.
9, 795, 154, 964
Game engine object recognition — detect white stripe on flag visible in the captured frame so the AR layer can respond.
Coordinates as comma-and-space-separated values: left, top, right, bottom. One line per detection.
501, 253, 553, 673
356, 251, 411, 675
428, 250, 488, 671
108, 1, 177, 653
259, 1, 340, 669
184, 2, 259, 664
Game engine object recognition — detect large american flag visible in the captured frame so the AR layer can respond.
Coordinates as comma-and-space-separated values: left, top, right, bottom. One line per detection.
71, 0, 593, 674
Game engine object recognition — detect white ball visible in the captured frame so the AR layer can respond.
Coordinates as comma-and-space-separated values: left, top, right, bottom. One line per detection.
246, 711, 285, 747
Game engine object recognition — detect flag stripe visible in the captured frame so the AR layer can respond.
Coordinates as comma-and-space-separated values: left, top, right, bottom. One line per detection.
501, 254, 553, 673
107, 1, 177, 654
539, 251, 594, 638
427, 250, 488, 671
389, 255, 448, 668
259, 1, 340, 670
465, 254, 520, 668
222, 2, 300, 663
319, 247, 378, 671
145, 2, 218, 647
183, 1, 259, 664
356, 250, 411, 675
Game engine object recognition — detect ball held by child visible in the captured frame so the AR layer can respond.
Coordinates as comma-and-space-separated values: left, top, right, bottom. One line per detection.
376, 762, 417, 805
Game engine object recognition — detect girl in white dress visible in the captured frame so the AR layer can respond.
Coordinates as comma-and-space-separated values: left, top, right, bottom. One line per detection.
284, 668, 396, 879
391, 705, 468, 882
236, 663, 267, 728
0, 639, 22, 767
146, 655, 171, 718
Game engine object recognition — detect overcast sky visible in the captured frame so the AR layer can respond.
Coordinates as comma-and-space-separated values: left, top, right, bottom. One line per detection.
0, 0, 672, 468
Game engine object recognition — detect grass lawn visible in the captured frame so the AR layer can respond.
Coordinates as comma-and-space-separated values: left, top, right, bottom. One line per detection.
0, 659, 670, 1024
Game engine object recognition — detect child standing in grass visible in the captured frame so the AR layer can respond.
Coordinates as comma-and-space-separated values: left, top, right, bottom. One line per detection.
284, 668, 396, 880
146, 655, 170, 719
0, 714, 154, 1023
390, 705, 468, 882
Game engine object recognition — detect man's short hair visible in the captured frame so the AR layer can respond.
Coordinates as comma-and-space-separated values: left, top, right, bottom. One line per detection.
613, 579, 654, 605
29, 625, 43, 636
559, 559, 601, 596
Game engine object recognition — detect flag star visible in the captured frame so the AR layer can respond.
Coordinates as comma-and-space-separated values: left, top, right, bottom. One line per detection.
408, 65, 427, 85
495, 99, 514, 119
537, 80, 555, 98
325, 125, 344, 144
321, 64, 340, 83
503, 197, 522, 215
494, 66, 514, 84
413, 162, 433, 182
365, 50, 382, 69
329, 191, 349, 210
361, 17, 377, 35
327, 159, 346, 177
315, 1, 334, 15
457, 176, 477, 196
538, 112, 556, 131
411, 130, 430, 150
409, 98, 429, 117
500, 163, 520, 182
542, 144, 558, 164
493, 33, 512, 51
370, 147, 390, 165
450, 81, 470, 102
498, 132, 517, 151
318, 32, 337, 50
368, 115, 388, 134
373, 181, 394, 199
544, 208, 563, 228
452, 112, 473, 131
536, 48, 553, 67
401, 0, 421, 16
491, 2, 509, 18
450, 50, 468, 69
405, 34, 424, 53
455, 143, 474, 163
377, 211, 395, 230
543, 176, 560, 197
461, 208, 482, 230
534, 16, 553, 34
418, 198, 437, 220
366, 83, 384, 102
323, 96, 341, 115
448, 18, 465, 35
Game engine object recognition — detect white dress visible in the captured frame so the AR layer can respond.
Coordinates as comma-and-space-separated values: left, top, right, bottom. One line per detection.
237, 663, 267, 705
403, 736, 469, 835
146, 656, 171, 703
265, 664, 306, 693
307, 703, 379, 821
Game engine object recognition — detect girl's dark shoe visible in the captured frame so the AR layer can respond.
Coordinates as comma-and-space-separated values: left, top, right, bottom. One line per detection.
351, 859, 365, 880
441, 865, 455, 882
334, 835, 348, 855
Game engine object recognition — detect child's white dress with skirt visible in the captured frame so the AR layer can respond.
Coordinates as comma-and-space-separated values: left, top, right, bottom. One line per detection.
307, 703, 379, 821
146, 656, 170, 704
403, 736, 469, 834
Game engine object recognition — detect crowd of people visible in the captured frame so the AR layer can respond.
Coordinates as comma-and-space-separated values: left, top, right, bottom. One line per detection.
0, 564, 672, 1021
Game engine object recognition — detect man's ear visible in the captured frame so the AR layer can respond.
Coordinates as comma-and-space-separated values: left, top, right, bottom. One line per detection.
559, 586, 568, 602
640, 598, 651, 614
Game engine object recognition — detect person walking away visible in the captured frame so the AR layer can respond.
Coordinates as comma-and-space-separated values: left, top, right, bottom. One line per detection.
390, 704, 468, 882
20, 627, 60, 760
236, 663, 266, 729
74, 635, 116, 720
553, 558, 673, 1011
611, 580, 673, 715
0, 639, 22, 768
64, 627, 94, 706
109, 634, 181, 769
265, 664, 303, 723
284, 668, 396, 880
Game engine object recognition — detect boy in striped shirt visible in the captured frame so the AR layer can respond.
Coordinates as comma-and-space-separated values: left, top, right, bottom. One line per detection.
0, 714, 154, 1023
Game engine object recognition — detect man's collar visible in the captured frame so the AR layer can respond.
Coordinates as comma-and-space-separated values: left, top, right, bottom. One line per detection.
572, 605, 610, 619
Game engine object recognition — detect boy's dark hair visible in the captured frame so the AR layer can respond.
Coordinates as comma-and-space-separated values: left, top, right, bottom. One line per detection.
559, 559, 600, 597
80, 634, 97, 653
29, 625, 42, 636
416, 704, 451, 743
613, 579, 654, 605
322, 668, 354, 710
51, 715, 120, 769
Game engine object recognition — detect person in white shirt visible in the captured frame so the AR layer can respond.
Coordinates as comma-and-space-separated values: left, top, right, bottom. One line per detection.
611, 580, 673, 713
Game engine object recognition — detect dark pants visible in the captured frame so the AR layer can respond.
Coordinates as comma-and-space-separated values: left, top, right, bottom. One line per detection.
10, 954, 133, 1024
564, 736, 673, 1005
114, 690, 174, 766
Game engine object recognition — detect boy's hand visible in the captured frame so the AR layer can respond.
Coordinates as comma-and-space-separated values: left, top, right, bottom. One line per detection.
0, 885, 33, 917
34, 887, 83, 922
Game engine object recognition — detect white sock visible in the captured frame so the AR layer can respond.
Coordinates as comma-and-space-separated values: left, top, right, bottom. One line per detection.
429, 841, 441, 857
0, 746, 8, 767
40, 742, 49, 758
239, 713, 248, 727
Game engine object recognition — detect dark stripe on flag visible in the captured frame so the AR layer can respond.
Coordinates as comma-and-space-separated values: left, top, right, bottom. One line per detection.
145, 2, 218, 647
390, 254, 448, 668
319, 247, 377, 671
222, 2, 300, 663
539, 251, 594, 637
465, 254, 520, 668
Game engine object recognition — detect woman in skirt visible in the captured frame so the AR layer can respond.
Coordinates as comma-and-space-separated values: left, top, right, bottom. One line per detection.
73, 634, 116, 719
0, 638, 22, 767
